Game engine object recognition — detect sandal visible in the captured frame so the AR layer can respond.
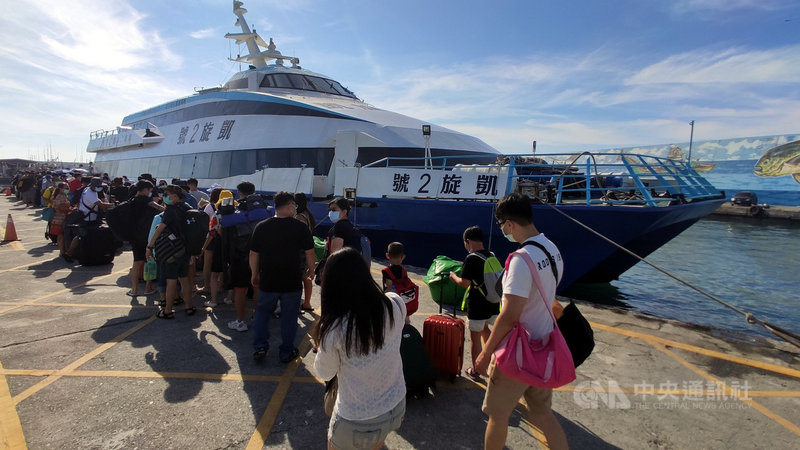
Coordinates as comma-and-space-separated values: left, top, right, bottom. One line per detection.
158, 299, 166, 308
156, 310, 175, 319
253, 349, 267, 361
125, 290, 138, 297
300, 306, 314, 312
143, 289, 157, 296
185, 306, 197, 316
465, 367, 483, 381
174, 297, 185, 306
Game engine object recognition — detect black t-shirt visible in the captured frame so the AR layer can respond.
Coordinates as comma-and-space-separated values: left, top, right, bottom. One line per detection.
131, 195, 159, 242
250, 216, 314, 293
327, 219, 361, 252
162, 202, 189, 235
461, 250, 500, 320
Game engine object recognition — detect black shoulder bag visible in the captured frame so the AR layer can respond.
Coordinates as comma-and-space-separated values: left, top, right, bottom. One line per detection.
522, 240, 595, 368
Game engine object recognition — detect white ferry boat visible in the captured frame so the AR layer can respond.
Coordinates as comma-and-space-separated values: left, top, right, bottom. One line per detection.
88, 1, 727, 291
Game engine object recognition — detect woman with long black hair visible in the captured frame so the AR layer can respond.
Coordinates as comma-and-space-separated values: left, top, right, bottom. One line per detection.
313, 248, 406, 450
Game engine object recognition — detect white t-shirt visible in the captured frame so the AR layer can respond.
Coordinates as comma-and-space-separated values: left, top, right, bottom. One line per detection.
501, 233, 564, 341
79, 189, 100, 222
313, 293, 406, 421
203, 203, 215, 219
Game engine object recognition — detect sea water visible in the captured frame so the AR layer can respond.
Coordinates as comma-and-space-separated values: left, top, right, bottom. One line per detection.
562, 216, 800, 339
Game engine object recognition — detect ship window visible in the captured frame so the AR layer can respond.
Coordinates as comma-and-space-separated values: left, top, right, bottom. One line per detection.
306, 76, 340, 95
147, 158, 161, 177
230, 150, 257, 176
167, 156, 182, 178
270, 74, 294, 88
288, 74, 314, 90
259, 74, 357, 98
193, 153, 212, 178
180, 155, 195, 178
328, 80, 356, 98
209, 152, 231, 178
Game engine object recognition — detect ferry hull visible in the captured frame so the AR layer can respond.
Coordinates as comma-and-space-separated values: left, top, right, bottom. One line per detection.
312, 197, 726, 293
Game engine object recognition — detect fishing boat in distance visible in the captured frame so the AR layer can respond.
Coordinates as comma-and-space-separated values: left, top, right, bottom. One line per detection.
87, 1, 727, 292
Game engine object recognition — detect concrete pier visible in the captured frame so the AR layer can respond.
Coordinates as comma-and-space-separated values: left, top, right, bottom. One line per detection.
1, 195, 799, 449
713, 203, 800, 220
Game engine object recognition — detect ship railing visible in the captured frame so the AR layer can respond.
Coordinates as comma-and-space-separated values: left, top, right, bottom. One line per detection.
363, 152, 723, 207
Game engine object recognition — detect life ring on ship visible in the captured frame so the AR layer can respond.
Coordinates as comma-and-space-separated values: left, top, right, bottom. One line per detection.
748, 205, 761, 216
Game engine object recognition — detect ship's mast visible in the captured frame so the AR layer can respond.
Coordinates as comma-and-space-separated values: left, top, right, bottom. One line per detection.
224, 1, 299, 68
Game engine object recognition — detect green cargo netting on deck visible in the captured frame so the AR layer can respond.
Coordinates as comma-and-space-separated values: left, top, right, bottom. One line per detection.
313, 236, 326, 262
423, 255, 467, 311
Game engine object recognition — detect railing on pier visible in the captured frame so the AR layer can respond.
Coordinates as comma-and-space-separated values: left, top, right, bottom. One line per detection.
362, 152, 723, 206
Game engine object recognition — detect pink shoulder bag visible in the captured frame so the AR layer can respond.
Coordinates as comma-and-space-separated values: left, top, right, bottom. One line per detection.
492, 249, 576, 388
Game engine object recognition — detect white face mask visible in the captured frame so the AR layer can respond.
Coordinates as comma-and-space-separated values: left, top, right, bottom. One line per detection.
328, 211, 340, 222
504, 232, 516, 243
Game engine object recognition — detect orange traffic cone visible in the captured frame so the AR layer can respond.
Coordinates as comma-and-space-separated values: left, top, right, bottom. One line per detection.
3, 214, 18, 242
4, 186, 10, 196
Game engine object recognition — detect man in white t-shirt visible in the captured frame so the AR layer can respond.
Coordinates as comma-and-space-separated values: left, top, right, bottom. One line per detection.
475, 193, 568, 450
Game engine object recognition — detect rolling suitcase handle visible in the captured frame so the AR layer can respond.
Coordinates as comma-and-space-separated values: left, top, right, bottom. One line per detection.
439, 273, 458, 318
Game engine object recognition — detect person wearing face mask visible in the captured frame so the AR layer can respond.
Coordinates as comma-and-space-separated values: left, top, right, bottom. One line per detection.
146, 185, 194, 319
65, 177, 113, 260
127, 180, 165, 297
448, 226, 499, 381
50, 183, 73, 259
475, 193, 567, 450
325, 197, 361, 254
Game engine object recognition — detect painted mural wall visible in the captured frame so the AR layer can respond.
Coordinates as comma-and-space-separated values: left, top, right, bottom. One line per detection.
602, 134, 800, 206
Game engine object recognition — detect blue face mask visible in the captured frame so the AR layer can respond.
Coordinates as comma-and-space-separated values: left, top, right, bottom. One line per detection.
328, 211, 340, 222
163, 196, 173, 205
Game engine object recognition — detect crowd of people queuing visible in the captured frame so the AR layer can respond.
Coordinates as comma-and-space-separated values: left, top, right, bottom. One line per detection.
11, 167, 569, 449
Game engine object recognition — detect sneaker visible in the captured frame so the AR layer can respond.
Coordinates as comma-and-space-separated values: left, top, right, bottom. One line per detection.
227, 320, 248, 332
204, 300, 217, 307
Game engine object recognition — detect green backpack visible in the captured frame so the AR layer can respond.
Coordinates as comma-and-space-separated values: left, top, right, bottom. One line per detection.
469, 251, 504, 304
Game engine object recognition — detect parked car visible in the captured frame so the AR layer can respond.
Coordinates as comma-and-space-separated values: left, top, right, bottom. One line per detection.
731, 191, 758, 206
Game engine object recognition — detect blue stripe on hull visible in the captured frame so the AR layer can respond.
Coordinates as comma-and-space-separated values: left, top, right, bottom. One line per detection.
309, 197, 725, 293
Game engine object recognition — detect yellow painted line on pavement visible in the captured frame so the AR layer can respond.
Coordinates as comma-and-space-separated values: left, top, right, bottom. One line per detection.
12, 316, 155, 405
246, 319, 318, 450
0, 359, 27, 449
642, 336, 800, 437
0, 268, 128, 316
0, 302, 158, 310
0, 262, 36, 274
591, 321, 800, 379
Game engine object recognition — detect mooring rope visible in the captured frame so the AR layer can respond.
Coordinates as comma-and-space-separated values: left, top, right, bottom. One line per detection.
534, 198, 800, 349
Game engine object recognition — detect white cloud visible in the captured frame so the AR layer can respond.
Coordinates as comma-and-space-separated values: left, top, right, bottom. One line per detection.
673, 0, 790, 12
190, 28, 216, 39
626, 46, 800, 85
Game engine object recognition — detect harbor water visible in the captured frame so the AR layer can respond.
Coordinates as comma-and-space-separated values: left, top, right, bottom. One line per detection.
562, 215, 800, 339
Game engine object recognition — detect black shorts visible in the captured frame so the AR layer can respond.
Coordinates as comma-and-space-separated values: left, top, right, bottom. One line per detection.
209, 236, 225, 273
229, 260, 252, 289
132, 240, 147, 262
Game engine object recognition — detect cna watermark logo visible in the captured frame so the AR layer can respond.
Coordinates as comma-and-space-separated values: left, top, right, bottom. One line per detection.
573, 379, 752, 410
573, 380, 631, 409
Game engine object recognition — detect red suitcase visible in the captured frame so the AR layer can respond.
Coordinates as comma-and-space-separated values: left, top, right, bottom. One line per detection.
423, 302, 465, 381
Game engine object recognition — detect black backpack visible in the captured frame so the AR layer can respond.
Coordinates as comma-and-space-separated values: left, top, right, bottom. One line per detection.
105, 199, 136, 242
182, 208, 210, 256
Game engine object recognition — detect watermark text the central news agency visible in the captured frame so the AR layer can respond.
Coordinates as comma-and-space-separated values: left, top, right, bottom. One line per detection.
572, 379, 752, 410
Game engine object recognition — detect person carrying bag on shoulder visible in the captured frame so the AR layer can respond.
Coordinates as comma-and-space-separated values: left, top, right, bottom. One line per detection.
475, 193, 572, 450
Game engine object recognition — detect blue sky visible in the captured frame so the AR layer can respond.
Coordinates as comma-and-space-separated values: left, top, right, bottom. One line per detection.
1, 0, 799, 162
